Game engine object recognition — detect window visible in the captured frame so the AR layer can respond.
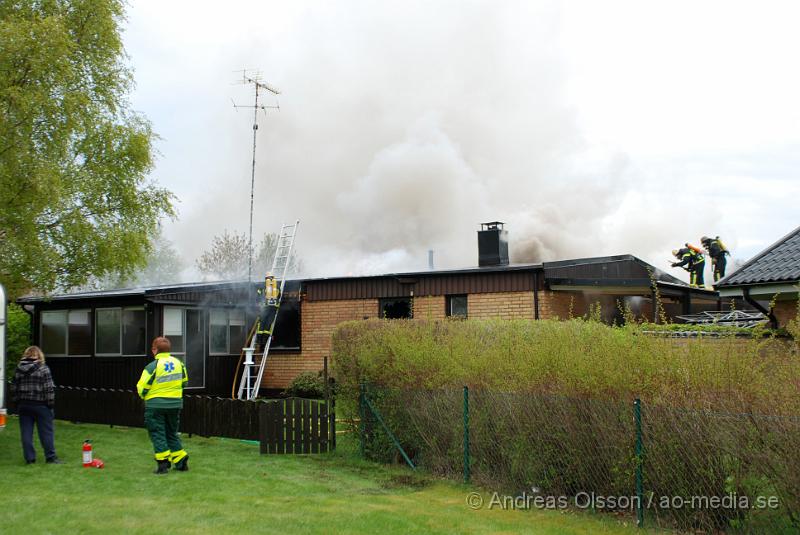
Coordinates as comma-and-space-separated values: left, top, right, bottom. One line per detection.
41, 311, 68, 356
447, 295, 468, 318
209, 308, 249, 355
122, 308, 147, 355
164, 307, 204, 389
96, 309, 121, 354
96, 307, 146, 356
272, 298, 300, 349
229, 309, 246, 352
209, 309, 228, 354
163, 308, 185, 353
379, 297, 413, 319
68, 310, 92, 355
41, 310, 92, 357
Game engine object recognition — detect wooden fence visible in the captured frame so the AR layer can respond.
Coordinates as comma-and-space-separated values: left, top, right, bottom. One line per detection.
259, 398, 335, 454
6, 385, 334, 452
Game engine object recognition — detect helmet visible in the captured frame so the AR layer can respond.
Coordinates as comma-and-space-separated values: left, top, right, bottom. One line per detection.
700, 236, 710, 244
264, 271, 274, 279
671, 249, 679, 257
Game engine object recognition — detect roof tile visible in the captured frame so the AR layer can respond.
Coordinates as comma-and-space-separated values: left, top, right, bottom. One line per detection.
717, 227, 800, 287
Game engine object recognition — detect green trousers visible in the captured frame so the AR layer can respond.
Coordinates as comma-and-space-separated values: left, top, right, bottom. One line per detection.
144, 407, 184, 462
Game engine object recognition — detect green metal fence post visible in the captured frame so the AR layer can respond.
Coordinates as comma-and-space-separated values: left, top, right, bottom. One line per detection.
634, 398, 644, 528
463, 385, 470, 483
359, 382, 366, 458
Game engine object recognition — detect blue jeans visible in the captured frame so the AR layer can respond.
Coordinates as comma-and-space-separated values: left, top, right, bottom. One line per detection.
18, 402, 56, 463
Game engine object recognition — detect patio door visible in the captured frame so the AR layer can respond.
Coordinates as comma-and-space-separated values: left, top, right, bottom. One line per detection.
163, 307, 206, 389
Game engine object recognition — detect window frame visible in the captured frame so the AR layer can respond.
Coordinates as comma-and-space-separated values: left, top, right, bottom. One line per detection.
446, 295, 468, 318
67, 309, 93, 357
40, 310, 69, 357
208, 308, 231, 356
163, 306, 205, 390
378, 297, 414, 319
95, 306, 147, 357
207, 308, 252, 355
39, 309, 93, 358
162, 307, 186, 355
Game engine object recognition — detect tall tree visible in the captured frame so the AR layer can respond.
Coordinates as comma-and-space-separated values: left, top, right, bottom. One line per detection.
77, 229, 185, 291
196, 231, 300, 281
0, 0, 175, 299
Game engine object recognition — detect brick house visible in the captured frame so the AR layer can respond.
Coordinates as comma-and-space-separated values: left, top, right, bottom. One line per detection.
17, 223, 720, 395
716, 225, 800, 329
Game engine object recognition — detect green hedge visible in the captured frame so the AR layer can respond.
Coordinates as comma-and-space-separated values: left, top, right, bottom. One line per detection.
333, 319, 800, 532
332, 318, 800, 413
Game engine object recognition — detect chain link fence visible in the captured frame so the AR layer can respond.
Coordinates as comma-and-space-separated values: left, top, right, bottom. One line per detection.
341, 384, 800, 533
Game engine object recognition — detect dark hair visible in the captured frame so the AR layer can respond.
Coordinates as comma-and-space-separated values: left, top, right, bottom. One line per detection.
152, 337, 171, 353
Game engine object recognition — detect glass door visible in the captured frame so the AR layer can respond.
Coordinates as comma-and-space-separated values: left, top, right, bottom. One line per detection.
185, 309, 205, 389
163, 307, 206, 389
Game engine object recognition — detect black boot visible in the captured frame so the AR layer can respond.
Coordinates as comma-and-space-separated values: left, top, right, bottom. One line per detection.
174, 455, 189, 472
154, 460, 170, 475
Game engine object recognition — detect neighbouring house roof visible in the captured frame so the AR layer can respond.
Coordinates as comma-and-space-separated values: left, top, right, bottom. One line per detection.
716, 226, 800, 288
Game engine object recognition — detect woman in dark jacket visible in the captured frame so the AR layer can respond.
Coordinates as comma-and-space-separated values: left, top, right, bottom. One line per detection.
11, 346, 62, 464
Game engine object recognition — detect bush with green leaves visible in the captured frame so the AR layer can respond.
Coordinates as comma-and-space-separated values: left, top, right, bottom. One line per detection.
333, 318, 800, 532
333, 318, 799, 413
5, 303, 31, 381
282, 371, 327, 399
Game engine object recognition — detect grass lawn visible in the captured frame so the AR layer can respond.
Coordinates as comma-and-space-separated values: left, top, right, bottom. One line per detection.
0, 416, 648, 534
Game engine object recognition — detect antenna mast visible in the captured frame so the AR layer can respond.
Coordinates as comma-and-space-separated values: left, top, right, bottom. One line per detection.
233, 69, 280, 282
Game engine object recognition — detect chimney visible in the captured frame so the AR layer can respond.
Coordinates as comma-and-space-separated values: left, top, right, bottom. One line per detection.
478, 221, 509, 267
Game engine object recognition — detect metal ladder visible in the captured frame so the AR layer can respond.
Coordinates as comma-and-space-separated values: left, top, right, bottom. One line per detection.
237, 220, 299, 400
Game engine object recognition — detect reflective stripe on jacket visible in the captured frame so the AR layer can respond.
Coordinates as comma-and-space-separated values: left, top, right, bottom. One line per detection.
136, 353, 187, 401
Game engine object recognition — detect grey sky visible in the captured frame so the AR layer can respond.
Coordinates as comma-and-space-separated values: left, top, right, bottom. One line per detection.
124, 0, 800, 282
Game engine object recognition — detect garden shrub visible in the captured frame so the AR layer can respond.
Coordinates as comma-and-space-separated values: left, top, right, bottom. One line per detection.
283, 371, 326, 399
332, 318, 800, 532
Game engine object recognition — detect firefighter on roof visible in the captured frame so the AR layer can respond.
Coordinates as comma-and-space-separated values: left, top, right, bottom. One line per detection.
672, 247, 706, 288
701, 236, 730, 282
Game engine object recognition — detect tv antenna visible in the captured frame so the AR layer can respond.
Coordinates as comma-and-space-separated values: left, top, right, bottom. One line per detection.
232, 69, 281, 283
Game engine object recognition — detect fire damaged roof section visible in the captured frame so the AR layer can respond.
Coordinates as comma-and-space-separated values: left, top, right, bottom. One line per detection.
302, 254, 715, 301
716, 225, 800, 287
303, 267, 539, 301
543, 255, 685, 286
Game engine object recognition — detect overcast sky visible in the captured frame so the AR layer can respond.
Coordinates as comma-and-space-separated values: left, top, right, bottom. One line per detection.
124, 0, 800, 282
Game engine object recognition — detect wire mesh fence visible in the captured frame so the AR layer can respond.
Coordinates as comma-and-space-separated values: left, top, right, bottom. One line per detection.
343, 383, 800, 533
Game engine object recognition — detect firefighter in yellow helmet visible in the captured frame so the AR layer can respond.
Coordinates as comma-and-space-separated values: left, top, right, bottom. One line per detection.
701, 236, 730, 282
256, 272, 281, 345
136, 337, 189, 474
671, 247, 705, 288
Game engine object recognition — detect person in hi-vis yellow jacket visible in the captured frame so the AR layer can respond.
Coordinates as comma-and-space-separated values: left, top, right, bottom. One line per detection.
136, 336, 189, 474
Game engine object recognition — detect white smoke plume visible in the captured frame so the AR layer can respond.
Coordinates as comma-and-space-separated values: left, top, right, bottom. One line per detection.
127, 1, 750, 282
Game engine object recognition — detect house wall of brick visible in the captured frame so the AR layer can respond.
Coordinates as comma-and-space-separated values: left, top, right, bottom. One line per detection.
773, 299, 798, 328
538, 290, 589, 320
413, 295, 447, 320
262, 298, 378, 389
467, 291, 534, 319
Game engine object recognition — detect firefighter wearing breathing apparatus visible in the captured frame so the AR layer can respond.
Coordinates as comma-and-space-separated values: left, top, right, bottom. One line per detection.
256, 272, 280, 345
136, 336, 189, 474
672, 247, 706, 288
701, 236, 730, 282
